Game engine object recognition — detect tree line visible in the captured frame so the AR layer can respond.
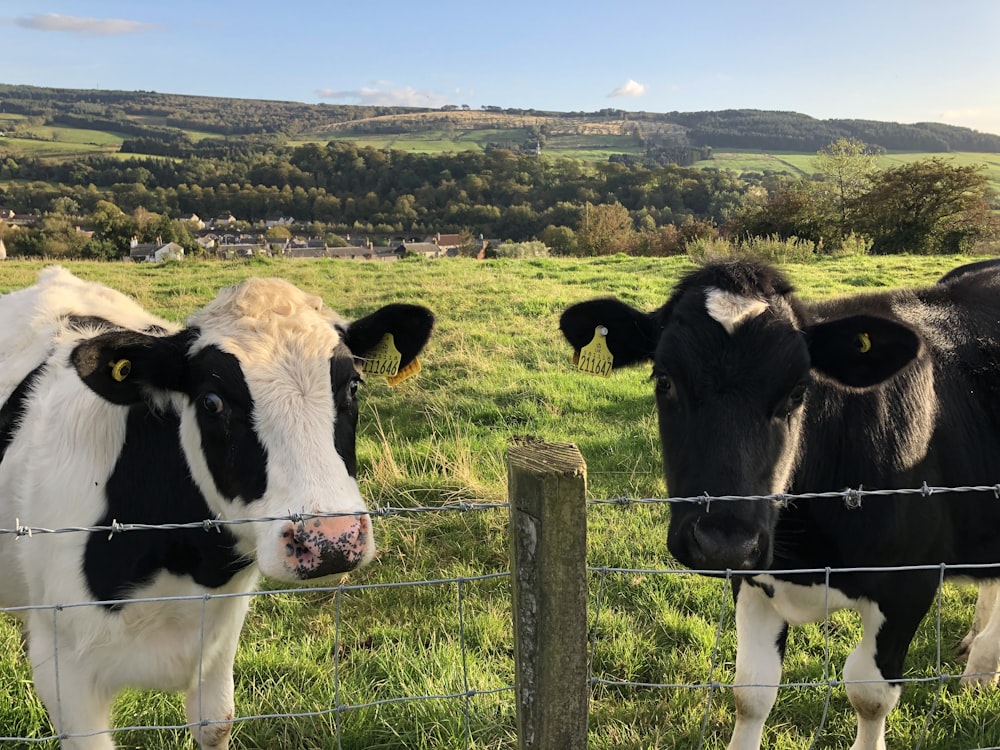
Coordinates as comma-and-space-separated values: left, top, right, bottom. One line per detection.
0, 137, 996, 260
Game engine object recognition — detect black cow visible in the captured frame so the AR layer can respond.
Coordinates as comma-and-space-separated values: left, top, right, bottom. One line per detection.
561, 258, 1000, 750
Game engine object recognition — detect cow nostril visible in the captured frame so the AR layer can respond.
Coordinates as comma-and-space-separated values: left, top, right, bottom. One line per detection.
281, 516, 371, 579
689, 522, 763, 571
692, 522, 714, 555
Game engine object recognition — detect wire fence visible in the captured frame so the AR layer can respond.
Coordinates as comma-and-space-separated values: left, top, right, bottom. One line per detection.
3, 478, 1000, 747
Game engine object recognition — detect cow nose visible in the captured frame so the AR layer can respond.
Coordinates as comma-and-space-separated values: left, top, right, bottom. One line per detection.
281, 514, 373, 579
691, 522, 762, 571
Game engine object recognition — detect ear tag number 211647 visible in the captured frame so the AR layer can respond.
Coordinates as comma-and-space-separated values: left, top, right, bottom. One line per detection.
575, 326, 613, 377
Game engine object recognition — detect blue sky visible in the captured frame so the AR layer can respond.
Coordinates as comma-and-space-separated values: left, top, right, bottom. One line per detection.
2, 1, 999, 135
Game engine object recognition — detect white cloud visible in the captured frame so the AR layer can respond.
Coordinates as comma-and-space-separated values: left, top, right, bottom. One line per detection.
608, 79, 648, 98
939, 107, 1000, 135
14, 13, 156, 35
316, 85, 450, 108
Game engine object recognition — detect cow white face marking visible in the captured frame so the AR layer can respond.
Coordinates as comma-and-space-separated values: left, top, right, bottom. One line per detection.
704, 287, 769, 335
180, 278, 374, 582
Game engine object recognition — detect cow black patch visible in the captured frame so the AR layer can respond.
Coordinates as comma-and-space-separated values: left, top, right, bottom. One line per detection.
85, 406, 250, 608
331, 343, 361, 477
66, 314, 115, 333
0, 364, 45, 464
187, 346, 267, 503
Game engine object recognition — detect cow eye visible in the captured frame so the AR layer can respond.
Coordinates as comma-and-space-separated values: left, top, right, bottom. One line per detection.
337, 374, 362, 406
788, 383, 808, 407
201, 392, 225, 416
774, 382, 808, 419
653, 372, 674, 395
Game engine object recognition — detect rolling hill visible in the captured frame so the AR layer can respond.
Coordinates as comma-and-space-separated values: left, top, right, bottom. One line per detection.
3, 83, 1000, 168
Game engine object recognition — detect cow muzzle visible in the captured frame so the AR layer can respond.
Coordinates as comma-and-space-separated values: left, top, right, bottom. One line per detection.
280, 514, 373, 579
688, 520, 766, 571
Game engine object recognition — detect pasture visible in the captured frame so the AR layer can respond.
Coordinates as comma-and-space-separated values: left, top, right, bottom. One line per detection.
1, 254, 999, 749
0, 115, 126, 159
695, 150, 1000, 187
304, 130, 647, 161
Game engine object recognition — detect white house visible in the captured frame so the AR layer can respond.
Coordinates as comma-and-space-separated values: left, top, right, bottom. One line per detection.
129, 240, 184, 263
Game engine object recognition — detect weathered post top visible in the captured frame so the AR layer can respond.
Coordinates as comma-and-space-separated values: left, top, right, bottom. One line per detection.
508, 440, 587, 480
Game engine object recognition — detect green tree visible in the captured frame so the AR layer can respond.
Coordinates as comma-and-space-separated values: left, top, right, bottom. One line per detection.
725, 185, 827, 247
49, 195, 81, 216
811, 138, 878, 244
638, 224, 683, 256
540, 225, 577, 256
37, 214, 89, 257
859, 159, 999, 254
265, 224, 292, 240
136, 212, 177, 244
576, 202, 635, 255
89, 200, 138, 257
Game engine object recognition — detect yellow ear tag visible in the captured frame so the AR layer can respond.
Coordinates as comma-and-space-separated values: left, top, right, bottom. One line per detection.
855, 332, 872, 354
109, 358, 131, 382
576, 326, 613, 377
361, 333, 402, 379
386, 358, 421, 387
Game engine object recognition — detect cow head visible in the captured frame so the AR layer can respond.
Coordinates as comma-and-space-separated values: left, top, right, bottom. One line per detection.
71, 278, 434, 583
560, 260, 922, 572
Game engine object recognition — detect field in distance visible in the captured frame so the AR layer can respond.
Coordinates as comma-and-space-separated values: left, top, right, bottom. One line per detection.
6, 108, 1000, 191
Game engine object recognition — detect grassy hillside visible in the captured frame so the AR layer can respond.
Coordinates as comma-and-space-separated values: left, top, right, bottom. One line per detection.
1, 255, 998, 749
4, 86, 1000, 190
699, 149, 1000, 187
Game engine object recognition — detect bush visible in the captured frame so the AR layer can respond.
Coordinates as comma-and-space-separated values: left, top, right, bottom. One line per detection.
833, 232, 872, 257
492, 241, 549, 259
685, 236, 738, 262
687, 234, 817, 263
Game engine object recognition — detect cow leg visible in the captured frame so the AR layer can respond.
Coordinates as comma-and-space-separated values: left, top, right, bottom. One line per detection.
960, 581, 1000, 689
185, 657, 236, 749
728, 583, 788, 750
184, 623, 242, 749
956, 581, 998, 663
28, 633, 116, 750
844, 585, 934, 750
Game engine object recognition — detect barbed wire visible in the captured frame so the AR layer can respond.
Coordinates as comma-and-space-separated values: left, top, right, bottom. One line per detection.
4, 481, 1000, 540
0, 501, 510, 538
588, 482, 1000, 509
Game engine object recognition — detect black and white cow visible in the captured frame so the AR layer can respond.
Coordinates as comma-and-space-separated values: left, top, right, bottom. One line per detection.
561, 259, 1000, 750
0, 267, 433, 749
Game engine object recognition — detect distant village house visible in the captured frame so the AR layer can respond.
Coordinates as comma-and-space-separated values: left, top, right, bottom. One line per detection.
129, 239, 184, 263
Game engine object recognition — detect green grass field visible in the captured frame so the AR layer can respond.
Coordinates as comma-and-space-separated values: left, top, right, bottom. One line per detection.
1, 255, 999, 749
310, 130, 646, 160
696, 150, 1000, 189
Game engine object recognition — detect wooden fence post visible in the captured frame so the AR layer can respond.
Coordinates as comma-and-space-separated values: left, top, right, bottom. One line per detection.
507, 441, 588, 749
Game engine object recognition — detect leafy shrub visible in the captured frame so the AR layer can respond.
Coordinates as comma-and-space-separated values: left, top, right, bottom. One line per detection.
687, 234, 817, 263
493, 241, 549, 259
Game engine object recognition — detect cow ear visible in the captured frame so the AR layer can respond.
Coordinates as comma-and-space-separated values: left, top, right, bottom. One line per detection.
806, 314, 922, 388
343, 303, 435, 368
71, 330, 189, 405
560, 298, 659, 368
